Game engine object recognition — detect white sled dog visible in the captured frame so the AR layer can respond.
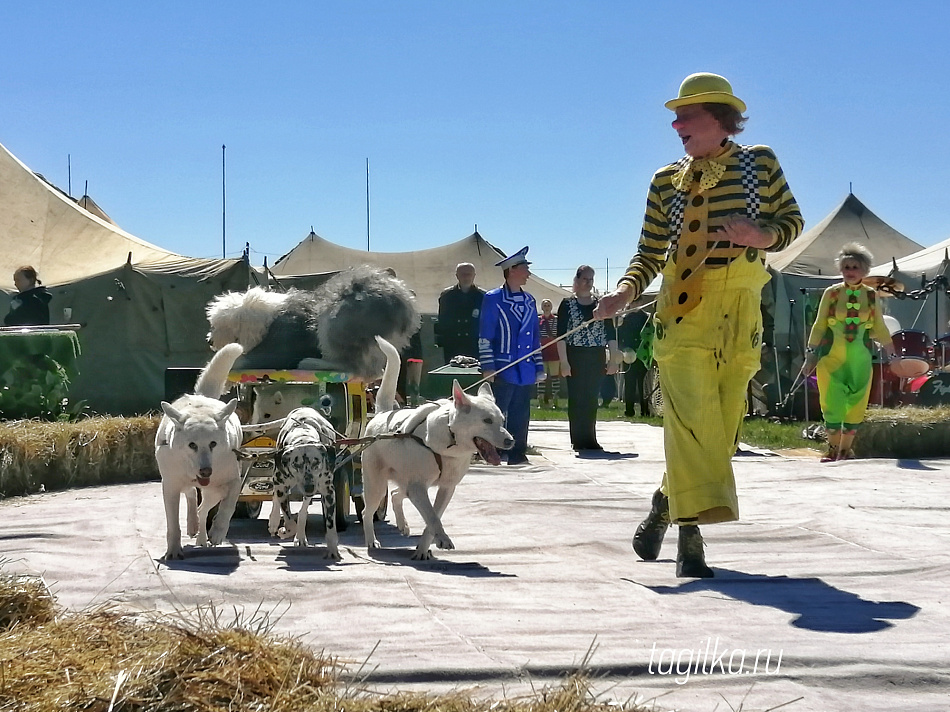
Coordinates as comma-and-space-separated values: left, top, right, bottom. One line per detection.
269, 407, 341, 558
361, 336, 514, 560
155, 343, 244, 561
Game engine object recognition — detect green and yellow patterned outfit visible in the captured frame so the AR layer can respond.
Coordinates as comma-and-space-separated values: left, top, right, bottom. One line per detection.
807, 282, 893, 430
619, 141, 804, 525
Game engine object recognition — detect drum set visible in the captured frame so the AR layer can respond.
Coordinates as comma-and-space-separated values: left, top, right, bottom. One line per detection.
870, 330, 950, 407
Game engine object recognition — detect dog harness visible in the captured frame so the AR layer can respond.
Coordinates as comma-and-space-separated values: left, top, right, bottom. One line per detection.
403, 424, 459, 477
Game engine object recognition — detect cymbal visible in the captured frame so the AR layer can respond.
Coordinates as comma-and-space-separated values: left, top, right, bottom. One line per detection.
862, 275, 905, 296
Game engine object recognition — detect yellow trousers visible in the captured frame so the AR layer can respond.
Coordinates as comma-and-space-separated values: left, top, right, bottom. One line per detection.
653, 251, 769, 524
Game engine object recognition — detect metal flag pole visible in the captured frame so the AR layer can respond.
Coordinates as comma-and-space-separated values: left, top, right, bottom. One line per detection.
800, 291, 809, 422
366, 158, 371, 251
222, 144, 227, 259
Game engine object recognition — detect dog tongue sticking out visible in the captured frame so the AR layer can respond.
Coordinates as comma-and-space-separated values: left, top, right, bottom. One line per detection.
197, 468, 212, 487
474, 437, 502, 466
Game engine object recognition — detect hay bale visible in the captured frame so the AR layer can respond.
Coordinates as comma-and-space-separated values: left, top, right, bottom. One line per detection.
0, 415, 160, 498
857, 406, 950, 458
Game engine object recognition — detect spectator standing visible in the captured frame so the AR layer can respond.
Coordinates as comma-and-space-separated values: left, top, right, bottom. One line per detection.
557, 265, 619, 452
436, 262, 485, 363
617, 309, 651, 417
538, 299, 561, 408
5, 266, 51, 327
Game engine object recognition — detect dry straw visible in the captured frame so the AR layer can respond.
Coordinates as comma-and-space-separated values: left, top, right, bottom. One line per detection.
0, 566, 650, 712
0, 415, 160, 498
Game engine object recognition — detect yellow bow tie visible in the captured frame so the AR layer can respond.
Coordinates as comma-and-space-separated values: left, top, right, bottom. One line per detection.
671, 157, 726, 193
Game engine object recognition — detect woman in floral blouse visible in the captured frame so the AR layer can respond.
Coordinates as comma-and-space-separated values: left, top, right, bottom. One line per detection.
557, 265, 620, 452
805, 243, 895, 461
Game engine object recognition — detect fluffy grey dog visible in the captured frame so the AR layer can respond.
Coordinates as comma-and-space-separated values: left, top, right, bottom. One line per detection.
235, 290, 324, 370
317, 266, 420, 379
207, 267, 420, 380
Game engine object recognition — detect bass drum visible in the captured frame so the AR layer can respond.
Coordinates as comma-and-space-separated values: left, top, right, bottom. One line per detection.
890, 330, 933, 378
644, 363, 664, 416
917, 373, 950, 407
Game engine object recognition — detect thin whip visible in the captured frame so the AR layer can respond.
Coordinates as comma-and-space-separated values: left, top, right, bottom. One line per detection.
464, 300, 656, 392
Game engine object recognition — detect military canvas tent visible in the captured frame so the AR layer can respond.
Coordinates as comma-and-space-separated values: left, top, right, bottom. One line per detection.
270, 230, 571, 314
0, 141, 188, 289
767, 193, 924, 277
1, 141, 252, 414
867, 238, 950, 341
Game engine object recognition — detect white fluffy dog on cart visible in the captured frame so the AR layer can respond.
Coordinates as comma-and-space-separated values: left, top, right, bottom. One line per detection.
155, 344, 244, 561
361, 336, 514, 560
268, 407, 341, 559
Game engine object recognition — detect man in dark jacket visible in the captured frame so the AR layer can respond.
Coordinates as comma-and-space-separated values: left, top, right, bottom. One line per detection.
5, 266, 51, 326
435, 262, 484, 363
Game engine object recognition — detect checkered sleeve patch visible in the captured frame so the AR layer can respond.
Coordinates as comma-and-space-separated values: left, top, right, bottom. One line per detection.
738, 146, 761, 221
667, 190, 686, 250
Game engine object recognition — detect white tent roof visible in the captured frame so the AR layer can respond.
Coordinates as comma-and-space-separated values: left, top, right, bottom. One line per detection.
0, 141, 184, 289
767, 193, 923, 276
869, 237, 950, 281
75, 193, 116, 225
271, 230, 571, 313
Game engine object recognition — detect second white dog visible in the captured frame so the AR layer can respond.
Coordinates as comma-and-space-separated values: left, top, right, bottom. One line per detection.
361, 336, 514, 560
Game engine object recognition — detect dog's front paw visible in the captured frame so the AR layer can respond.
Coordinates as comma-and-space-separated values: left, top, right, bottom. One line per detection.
278, 526, 296, 540
208, 524, 228, 547
196, 530, 209, 547
410, 548, 434, 561
434, 534, 455, 551
294, 535, 310, 547
324, 547, 343, 561
161, 545, 185, 561
397, 522, 411, 537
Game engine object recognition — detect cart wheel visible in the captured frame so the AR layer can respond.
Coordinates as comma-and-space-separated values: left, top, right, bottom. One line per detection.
333, 463, 350, 532
233, 501, 263, 519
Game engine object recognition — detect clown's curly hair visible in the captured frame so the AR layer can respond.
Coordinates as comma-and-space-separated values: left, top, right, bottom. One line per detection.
836, 242, 875, 273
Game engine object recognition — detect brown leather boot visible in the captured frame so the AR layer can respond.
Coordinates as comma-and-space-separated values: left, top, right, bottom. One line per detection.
632, 489, 670, 561
676, 524, 714, 578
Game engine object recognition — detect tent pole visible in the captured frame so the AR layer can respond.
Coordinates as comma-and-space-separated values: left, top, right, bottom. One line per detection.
800, 291, 809, 423
366, 158, 371, 251
222, 144, 227, 259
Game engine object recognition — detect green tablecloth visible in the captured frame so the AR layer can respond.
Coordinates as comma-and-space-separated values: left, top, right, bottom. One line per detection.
427, 364, 483, 398
0, 329, 81, 375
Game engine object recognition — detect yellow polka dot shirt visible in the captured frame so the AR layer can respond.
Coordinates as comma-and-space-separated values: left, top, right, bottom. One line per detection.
618, 141, 804, 299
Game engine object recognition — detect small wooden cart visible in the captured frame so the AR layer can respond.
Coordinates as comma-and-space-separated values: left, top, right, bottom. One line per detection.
226, 368, 369, 529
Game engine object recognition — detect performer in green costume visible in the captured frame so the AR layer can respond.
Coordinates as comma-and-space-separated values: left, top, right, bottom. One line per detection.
805, 243, 895, 461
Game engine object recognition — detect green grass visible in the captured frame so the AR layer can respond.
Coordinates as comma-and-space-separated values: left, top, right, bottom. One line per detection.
531, 400, 818, 452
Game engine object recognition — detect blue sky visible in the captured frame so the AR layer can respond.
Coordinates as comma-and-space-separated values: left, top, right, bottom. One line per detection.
3, 1, 948, 291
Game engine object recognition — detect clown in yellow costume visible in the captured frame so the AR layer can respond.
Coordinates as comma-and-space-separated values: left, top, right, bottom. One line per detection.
805, 243, 895, 462
595, 72, 804, 578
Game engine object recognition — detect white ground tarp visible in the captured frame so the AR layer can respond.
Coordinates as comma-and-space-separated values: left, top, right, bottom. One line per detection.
1, 419, 944, 711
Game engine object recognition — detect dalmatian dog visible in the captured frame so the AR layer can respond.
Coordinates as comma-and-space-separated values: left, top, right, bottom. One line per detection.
268, 407, 341, 559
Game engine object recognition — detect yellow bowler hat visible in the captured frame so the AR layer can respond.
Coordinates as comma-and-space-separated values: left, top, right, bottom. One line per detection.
664, 72, 746, 113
